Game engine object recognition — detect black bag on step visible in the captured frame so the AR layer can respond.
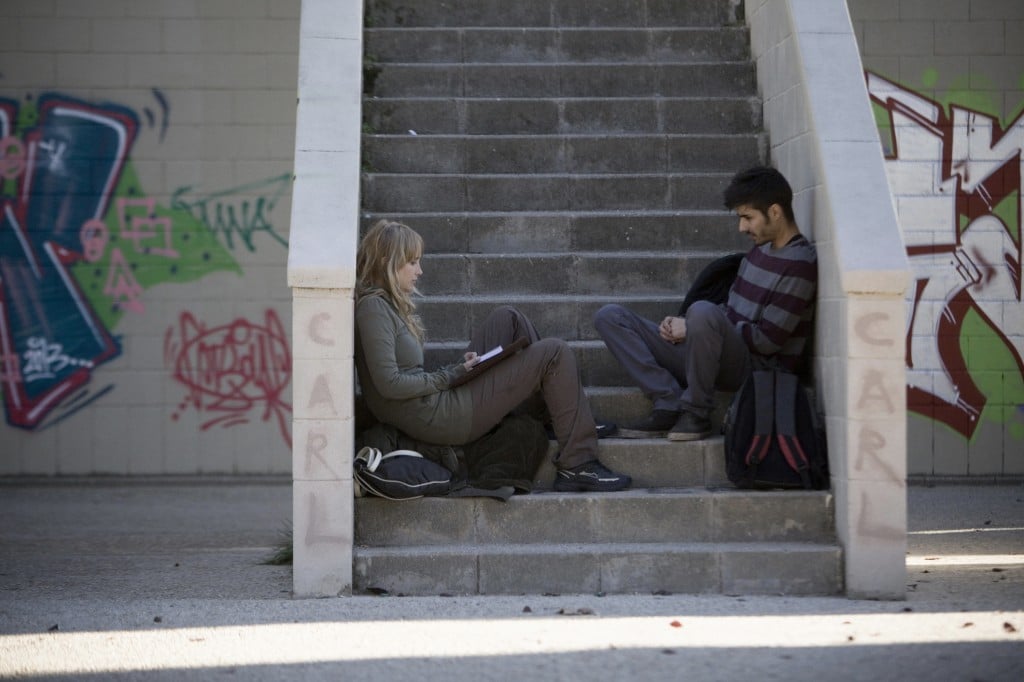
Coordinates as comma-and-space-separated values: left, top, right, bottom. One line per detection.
354, 447, 453, 500
723, 370, 829, 490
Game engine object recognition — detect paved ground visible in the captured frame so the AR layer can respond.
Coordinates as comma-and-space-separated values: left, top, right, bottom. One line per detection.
1, 481, 1022, 680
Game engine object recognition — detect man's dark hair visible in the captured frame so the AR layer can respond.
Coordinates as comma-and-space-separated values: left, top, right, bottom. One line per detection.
723, 166, 795, 223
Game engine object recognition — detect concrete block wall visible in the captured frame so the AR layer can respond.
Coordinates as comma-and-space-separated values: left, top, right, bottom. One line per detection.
745, 0, 910, 599
847, 0, 1024, 478
0, 0, 300, 475
287, 0, 363, 597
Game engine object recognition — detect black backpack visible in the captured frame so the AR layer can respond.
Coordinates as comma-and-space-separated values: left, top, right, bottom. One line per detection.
678, 252, 745, 315
723, 369, 829, 490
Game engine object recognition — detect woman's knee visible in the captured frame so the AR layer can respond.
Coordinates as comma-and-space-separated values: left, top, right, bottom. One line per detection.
486, 305, 520, 326
534, 336, 568, 356
533, 337, 577, 372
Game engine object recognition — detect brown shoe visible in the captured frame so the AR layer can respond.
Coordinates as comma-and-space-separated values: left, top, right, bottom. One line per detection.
667, 412, 711, 441
616, 409, 681, 439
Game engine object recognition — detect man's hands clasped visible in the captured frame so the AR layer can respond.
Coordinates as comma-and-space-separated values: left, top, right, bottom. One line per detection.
659, 316, 687, 344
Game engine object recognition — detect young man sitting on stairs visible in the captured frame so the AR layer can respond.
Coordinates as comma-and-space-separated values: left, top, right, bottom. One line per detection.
594, 166, 818, 441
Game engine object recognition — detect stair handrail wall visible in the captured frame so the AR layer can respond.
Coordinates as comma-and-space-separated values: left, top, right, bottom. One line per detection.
287, 0, 364, 598
744, 0, 910, 599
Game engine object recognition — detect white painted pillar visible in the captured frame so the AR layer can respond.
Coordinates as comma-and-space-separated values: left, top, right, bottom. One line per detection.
287, 0, 364, 597
745, 0, 911, 598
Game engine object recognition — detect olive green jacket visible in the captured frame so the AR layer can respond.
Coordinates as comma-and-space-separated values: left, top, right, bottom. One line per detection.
354, 293, 474, 444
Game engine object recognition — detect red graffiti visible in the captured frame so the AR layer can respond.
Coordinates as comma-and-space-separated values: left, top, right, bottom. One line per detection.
164, 309, 292, 447
867, 71, 1024, 439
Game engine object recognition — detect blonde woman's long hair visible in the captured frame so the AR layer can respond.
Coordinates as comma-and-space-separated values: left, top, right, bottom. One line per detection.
356, 219, 425, 341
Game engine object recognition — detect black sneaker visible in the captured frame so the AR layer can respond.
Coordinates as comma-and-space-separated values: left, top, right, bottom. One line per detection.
667, 411, 712, 441
616, 409, 681, 439
554, 460, 632, 492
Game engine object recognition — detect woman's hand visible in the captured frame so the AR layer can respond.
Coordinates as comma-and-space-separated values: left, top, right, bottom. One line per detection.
659, 316, 687, 344
462, 351, 479, 371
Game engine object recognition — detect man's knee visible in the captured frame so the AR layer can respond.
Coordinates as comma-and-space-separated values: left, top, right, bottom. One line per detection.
684, 300, 724, 335
594, 303, 627, 331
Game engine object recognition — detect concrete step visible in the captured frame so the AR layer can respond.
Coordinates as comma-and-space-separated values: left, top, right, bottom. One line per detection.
352, 485, 840, 596
365, 0, 742, 30
355, 488, 836, 547
410, 296, 659, 342
353, 541, 842, 596
539, 436, 731, 488
359, 211, 751, 254
365, 27, 750, 64
424, 340, 714, 391
354, 0, 839, 599
370, 62, 756, 98
361, 171, 734, 212
413, 295, 699, 342
411, 252, 741, 298
363, 97, 762, 136
363, 134, 763, 174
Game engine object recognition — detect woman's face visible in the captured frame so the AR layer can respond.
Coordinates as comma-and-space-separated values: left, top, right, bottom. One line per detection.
396, 256, 422, 293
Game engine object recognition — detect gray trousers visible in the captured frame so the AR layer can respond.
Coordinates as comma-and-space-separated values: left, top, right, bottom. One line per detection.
465, 307, 597, 469
593, 301, 751, 418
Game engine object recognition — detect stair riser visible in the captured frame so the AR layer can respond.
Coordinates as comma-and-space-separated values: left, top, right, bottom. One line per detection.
362, 173, 732, 212
536, 438, 731, 488
364, 98, 762, 136
371, 63, 755, 98
364, 135, 762, 174
360, 213, 751, 254
411, 252, 739, 298
355, 493, 835, 546
423, 343, 725, 391
411, 299, 676, 342
355, 0, 839, 600
366, 0, 740, 30
354, 546, 841, 596
365, 27, 749, 64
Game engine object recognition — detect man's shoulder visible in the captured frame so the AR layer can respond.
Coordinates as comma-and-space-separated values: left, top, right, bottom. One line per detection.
748, 235, 816, 268
788, 234, 817, 262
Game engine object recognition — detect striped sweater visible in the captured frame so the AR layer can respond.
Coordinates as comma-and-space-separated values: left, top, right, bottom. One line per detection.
724, 234, 817, 372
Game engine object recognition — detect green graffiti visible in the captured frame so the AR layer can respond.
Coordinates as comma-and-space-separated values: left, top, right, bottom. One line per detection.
170, 175, 291, 253
991, 190, 1021, 244
959, 308, 1024, 442
71, 163, 242, 331
909, 69, 1010, 124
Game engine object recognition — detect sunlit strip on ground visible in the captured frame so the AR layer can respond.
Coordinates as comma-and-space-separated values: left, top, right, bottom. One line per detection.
1, 612, 1021, 676
909, 527, 1024, 535
906, 554, 1024, 566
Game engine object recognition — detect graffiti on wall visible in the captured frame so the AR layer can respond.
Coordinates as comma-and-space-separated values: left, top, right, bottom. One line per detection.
866, 71, 1024, 442
171, 174, 291, 253
0, 95, 137, 428
0, 92, 291, 443
164, 309, 292, 447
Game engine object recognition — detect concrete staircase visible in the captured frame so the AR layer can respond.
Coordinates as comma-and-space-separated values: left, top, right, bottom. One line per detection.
357, 0, 841, 596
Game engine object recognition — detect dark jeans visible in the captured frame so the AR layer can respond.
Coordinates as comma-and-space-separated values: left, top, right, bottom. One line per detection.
465, 307, 598, 469
593, 301, 751, 418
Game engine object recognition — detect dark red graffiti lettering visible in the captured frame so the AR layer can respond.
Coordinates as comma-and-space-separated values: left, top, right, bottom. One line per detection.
165, 309, 292, 447
867, 71, 1024, 440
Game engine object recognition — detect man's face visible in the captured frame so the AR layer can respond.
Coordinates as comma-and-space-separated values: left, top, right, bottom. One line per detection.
735, 203, 779, 247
